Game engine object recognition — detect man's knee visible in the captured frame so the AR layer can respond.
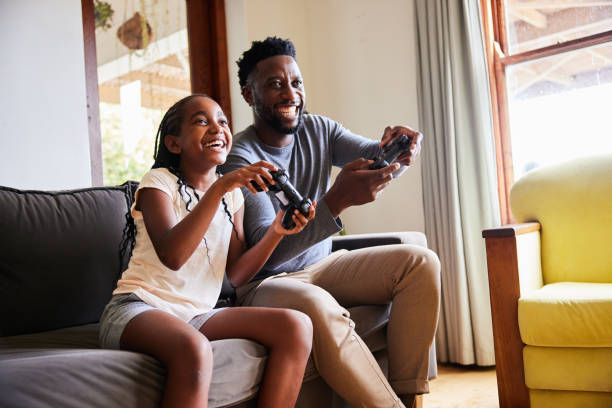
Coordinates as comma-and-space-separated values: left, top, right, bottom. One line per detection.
292, 288, 350, 328
419, 247, 441, 286
394, 245, 441, 298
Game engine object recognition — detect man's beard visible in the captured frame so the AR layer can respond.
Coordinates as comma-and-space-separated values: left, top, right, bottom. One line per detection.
254, 95, 305, 135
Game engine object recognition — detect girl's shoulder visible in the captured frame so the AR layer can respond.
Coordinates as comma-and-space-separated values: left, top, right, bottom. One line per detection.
137, 168, 178, 199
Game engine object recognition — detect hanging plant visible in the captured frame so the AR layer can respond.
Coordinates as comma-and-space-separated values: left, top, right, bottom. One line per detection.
94, 0, 114, 31
117, 12, 153, 50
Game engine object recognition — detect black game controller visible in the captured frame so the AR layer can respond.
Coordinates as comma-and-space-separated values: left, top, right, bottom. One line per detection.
251, 169, 313, 229
369, 134, 413, 170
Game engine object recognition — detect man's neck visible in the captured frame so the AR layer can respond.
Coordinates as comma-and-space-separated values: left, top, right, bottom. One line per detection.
253, 117, 294, 148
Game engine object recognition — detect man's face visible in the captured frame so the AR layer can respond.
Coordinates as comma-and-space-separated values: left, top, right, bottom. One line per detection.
245, 55, 306, 135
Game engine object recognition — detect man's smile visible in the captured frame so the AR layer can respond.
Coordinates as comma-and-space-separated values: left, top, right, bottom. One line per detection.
276, 104, 300, 120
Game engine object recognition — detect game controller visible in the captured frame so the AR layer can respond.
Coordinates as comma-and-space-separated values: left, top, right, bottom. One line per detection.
251, 169, 313, 229
369, 134, 413, 171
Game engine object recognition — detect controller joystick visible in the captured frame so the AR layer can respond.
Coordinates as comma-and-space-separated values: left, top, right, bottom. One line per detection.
251, 169, 313, 229
369, 134, 413, 171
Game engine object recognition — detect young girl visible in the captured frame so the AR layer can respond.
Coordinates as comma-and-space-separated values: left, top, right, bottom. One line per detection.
99, 94, 316, 408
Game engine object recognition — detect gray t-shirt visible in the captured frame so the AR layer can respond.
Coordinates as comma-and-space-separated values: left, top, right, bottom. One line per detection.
221, 114, 380, 279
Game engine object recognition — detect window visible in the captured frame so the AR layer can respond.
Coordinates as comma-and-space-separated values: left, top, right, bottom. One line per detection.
481, 1, 612, 223
81, 0, 231, 186
95, 0, 192, 185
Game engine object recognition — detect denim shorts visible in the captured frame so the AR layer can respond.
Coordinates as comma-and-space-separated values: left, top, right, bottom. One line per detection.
99, 293, 223, 350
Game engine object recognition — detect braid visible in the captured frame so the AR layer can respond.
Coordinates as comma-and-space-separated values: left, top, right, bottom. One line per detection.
216, 171, 241, 240
166, 166, 214, 267
187, 185, 214, 267
118, 181, 137, 279
220, 190, 240, 240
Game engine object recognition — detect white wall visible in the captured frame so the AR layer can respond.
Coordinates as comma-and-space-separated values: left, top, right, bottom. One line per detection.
0, 0, 91, 190
225, 0, 425, 234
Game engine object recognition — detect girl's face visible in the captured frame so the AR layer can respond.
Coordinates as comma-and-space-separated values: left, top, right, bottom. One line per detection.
167, 96, 232, 169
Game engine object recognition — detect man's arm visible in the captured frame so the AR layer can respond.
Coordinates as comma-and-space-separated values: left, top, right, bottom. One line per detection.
323, 159, 400, 218
323, 119, 403, 217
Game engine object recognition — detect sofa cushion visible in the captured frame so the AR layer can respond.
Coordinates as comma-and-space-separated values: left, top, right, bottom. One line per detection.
523, 346, 612, 392
529, 389, 612, 408
518, 282, 612, 346
0, 185, 134, 336
0, 302, 394, 407
0, 323, 266, 408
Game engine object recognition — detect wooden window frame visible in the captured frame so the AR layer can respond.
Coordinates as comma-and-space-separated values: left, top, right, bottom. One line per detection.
80, 0, 231, 186
480, 0, 612, 225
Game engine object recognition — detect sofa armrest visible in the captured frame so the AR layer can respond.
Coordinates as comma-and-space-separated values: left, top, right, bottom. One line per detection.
482, 222, 541, 408
331, 231, 427, 252
483, 223, 543, 296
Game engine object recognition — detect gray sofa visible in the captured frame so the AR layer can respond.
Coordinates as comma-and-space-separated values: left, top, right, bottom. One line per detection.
0, 183, 436, 407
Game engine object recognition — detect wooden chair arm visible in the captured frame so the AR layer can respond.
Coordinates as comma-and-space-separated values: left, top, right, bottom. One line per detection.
482, 221, 541, 408
482, 222, 540, 238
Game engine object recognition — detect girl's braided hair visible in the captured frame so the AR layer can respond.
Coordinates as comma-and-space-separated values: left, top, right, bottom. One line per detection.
119, 94, 240, 269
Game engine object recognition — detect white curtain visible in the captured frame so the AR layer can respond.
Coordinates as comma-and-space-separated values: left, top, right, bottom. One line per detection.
414, 0, 499, 365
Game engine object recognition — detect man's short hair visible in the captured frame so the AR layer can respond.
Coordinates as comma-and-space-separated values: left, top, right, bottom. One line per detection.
237, 37, 296, 88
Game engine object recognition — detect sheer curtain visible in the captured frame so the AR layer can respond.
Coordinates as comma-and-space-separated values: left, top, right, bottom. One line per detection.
414, 0, 499, 365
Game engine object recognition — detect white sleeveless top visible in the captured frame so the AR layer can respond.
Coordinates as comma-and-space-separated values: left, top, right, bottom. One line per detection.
114, 168, 243, 322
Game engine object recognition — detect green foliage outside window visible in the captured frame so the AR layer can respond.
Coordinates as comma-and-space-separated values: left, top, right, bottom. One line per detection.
101, 103, 163, 186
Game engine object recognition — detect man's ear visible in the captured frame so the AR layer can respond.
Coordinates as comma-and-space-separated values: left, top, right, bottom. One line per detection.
164, 134, 182, 154
241, 86, 254, 106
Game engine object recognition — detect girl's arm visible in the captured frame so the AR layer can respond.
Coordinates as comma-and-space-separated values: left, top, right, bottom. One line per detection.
225, 200, 316, 287
140, 162, 276, 270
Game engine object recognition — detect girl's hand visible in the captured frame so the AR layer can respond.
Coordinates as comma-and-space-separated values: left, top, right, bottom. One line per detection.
271, 201, 317, 235
217, 161, 277, 194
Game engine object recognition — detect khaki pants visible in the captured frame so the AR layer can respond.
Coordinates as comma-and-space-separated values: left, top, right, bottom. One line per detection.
236, 244, 441, 408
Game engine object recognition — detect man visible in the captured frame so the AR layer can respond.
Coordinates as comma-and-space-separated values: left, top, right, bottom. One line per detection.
221, 37, 440, 408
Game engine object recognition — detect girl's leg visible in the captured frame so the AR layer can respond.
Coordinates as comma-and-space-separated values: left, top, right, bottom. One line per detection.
200, 307, 313, 408
120, 310, 213, 408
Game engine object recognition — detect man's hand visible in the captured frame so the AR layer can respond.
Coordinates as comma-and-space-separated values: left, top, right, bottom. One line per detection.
380, 125, 423, 166
323, 158, 400, 218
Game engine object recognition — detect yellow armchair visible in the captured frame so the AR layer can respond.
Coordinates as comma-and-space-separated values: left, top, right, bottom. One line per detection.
482, 155, 612, 408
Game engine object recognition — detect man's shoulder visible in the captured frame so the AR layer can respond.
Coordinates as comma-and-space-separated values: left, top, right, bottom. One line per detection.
302, 113, 336, 129
222, 127, 258, 172
232, 125, 257, 148
298, 114, 343, 142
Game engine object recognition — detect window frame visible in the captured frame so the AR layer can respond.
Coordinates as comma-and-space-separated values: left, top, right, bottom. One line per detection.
480, 0, 612, 224
81, 0, 231, 186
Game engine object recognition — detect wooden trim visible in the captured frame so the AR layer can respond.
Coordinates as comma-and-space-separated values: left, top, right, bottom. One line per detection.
482, 222, 540, 238
484, 235, 531, 408
501, 29, 612, 66
493, 43, 515, 224
493, 0, 509, 55
81, 0, 103, 186
480, 0, 513, 224
186, 0, 232, 130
